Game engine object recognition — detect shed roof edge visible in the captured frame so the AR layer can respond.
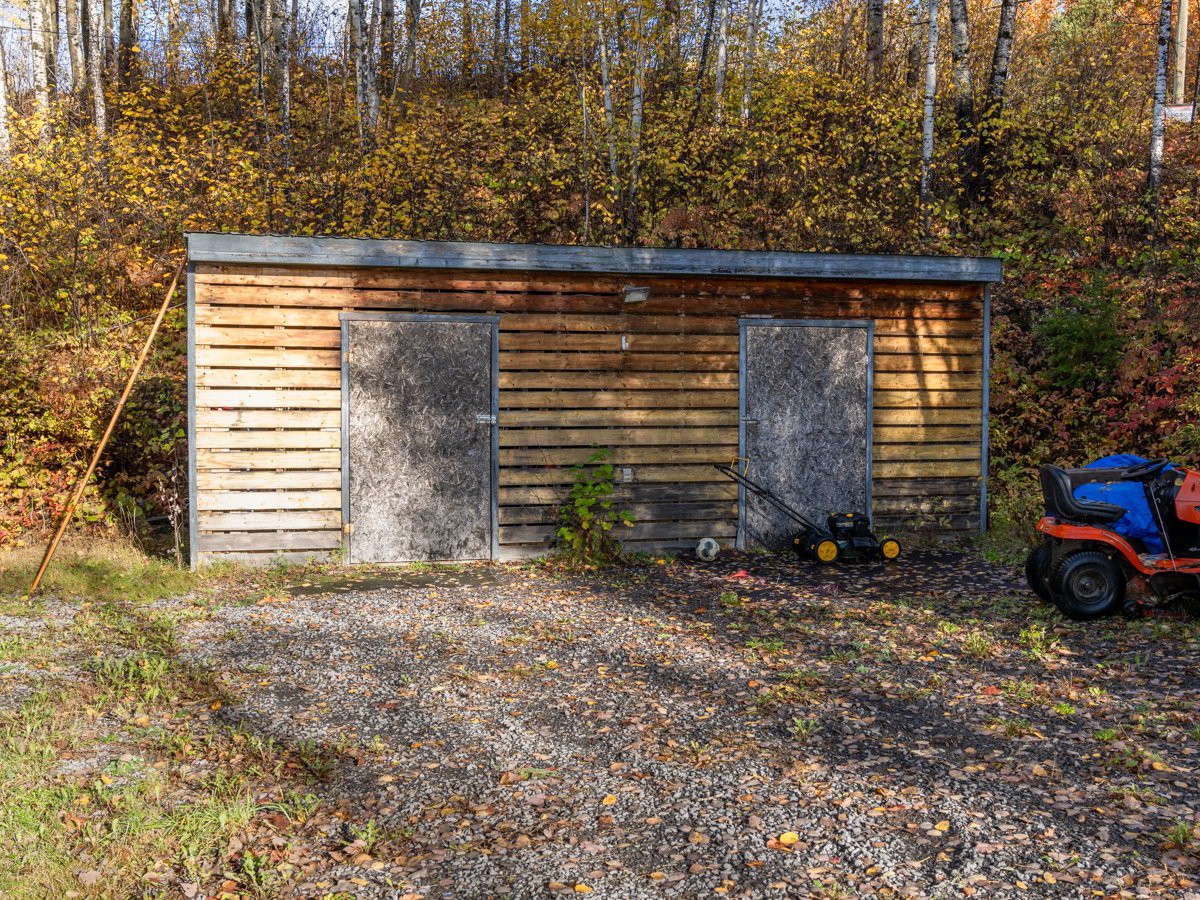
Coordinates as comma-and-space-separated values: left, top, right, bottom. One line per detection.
185, 233, 1004, 283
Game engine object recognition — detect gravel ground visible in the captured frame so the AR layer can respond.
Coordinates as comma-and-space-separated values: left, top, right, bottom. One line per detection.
181, 551, 1200, 899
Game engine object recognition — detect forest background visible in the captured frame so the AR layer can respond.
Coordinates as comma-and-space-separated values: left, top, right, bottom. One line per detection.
0, 0, 1198, 555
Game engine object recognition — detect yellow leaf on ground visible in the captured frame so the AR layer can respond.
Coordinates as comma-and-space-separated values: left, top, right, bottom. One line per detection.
935, 821, 950, 832
601, 794, 617, 805
574, 885, 593, 894
778, 831, 800, 847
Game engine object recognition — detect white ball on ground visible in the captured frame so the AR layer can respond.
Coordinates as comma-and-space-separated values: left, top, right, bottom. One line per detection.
696, 537, 720, 561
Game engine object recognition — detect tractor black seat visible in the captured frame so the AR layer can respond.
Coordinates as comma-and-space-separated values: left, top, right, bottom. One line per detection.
1039, 465, 1127, 524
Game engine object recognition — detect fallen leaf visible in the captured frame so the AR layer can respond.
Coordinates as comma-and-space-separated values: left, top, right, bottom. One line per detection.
601, 794, 617, 805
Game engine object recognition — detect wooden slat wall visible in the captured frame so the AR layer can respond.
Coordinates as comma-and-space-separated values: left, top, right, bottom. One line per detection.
192, 264, 984, 562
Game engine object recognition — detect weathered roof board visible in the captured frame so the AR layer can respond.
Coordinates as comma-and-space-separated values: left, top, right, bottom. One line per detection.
186, 233, 1004, 283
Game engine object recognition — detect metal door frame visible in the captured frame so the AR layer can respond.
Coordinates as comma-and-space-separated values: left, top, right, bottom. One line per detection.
339, 312, 500, 563
737, 318, 874, 549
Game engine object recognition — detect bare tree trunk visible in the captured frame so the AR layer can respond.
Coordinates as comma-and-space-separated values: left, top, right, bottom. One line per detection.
502, 0, 510, 95
118, 0, 138, 90
920, 0, 938, 238
399, 0, 422, 103
217, 0, 235, 46
987, 0, 1017, 107
166, 0, 181, 83
381, 0, 396, 97
948, 0, 974, 203
46, 0, 61, 94
30, 0, 52, 138
867, 0, 884, 83
272, 0, 291, 146
740, 0, 761, 122
712, 0, 730, 123
627, 5, 644, 242
597, 18, 619, 192
0, 43, 10, 161
65, 0, 85, 91
461, 0, 477, 84
688, 0, 718, 132
1173, 0, 1188, 103
1148, 0, 1172, 222
349, 0, 379, 138
948, 0, 971, 127
103, 0, 114, 71
88, 0, 107, 136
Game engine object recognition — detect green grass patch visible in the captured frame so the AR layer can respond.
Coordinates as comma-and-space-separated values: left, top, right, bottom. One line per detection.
0, 539, 197, 605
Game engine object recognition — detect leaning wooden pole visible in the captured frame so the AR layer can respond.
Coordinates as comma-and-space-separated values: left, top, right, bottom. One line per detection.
28, 258, 187, 597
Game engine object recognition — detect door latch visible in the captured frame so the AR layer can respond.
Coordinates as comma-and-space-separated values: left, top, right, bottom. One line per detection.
476, 413, 497, 424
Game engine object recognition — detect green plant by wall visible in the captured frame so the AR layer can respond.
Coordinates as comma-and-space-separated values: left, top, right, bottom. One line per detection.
555, 449, 634, 567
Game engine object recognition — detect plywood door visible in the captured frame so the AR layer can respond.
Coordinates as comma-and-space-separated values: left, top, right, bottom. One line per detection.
740, 321, 872, 550
344, 316, 497, 563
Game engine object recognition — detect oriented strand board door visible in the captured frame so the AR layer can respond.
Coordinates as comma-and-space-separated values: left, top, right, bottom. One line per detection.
342, 314, 498, 563
740, 320, 873, 550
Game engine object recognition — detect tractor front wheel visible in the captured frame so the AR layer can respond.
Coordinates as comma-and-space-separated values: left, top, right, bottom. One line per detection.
1049, 550, 1126, 620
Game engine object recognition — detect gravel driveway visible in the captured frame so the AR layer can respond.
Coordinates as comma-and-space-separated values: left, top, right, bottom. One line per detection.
182, 551, 1200, 899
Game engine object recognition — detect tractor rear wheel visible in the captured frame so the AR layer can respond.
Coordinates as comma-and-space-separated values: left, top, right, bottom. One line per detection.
1049, 550, 1126, 620
1024, 543, 1054, 603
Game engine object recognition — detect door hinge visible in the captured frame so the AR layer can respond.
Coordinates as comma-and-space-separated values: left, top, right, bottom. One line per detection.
476, 413, 497, 424
741, 417, 759, 426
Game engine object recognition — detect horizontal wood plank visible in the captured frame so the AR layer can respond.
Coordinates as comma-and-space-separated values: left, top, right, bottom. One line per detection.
500, 408, 737, 427
198, 348, 341, 369
499, 390, 740, 409
873, 443, 981, 462
873, 407, 982, 426
196, 470, 342, 490
500, 372, 739, 390
195, 389, 341, 409
498, 427, 736, 447
500, 333, 740, 352
500, 482, 738, 505
873, 389, 981, 409
196, 325, 342, 348
874, 372, 982, 390
198, 510, 343, 531
196, 489, 342, 511
196, 430, 340, 450
500, 464, 731, 485
499, 501, 738, 525
500, 446, 737, 466
197, 530, 344, 552
873, 460, 982, 478
873, 425, 982, 443
195, 409, 341, 429
196, 368, 342, 389
197, 449, 341, 470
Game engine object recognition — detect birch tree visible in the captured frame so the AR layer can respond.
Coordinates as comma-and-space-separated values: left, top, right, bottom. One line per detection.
30, 0, 52, 138
987, 0, 1017, 109
65, 0, 85, 91
349, 0, 380, 137
1172, 0, 1188, 103
627, 4, 645, 241
0, 44, 10, 161
88, 0, 106, 136
381, 0, 396, 98
103, 0, 114, 68
866, 0, 884, 83
1148, 0, 1172, 219
272, 0, 292, 143
217, 0, 235, 46
947, 0, 973, 200
597, 18, 620, 191
400, 0, 422, 99
712, 0, 730, 122
740, 0, 761, 122
118, 0, 138, 90
920, 0, 938, 237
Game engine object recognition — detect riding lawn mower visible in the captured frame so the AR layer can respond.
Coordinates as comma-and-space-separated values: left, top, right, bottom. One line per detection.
1026, 456, 1200, 619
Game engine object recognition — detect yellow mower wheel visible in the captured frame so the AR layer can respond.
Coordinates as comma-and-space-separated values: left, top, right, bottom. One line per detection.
880, 538, 901, 560
815, 539, 840, 564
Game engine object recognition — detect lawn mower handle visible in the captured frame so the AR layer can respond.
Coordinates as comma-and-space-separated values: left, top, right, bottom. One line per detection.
713, 463, 825, 533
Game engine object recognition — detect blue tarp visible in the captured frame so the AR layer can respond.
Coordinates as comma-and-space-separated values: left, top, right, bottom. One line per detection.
1073, 454, 1168, 554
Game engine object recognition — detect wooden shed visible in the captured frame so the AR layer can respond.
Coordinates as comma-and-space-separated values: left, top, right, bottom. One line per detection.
186, 234, 1002, 567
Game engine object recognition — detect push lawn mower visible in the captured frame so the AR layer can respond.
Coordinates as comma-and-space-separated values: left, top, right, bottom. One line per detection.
713, 463, 900, 563
1027, 457, 1200, 620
